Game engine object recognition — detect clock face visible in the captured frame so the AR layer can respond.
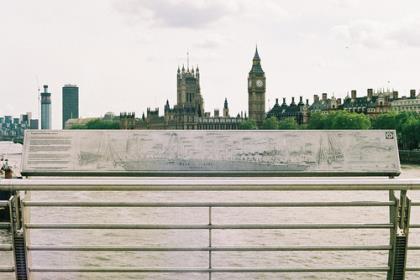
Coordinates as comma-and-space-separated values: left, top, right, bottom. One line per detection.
256, 80, 263, 87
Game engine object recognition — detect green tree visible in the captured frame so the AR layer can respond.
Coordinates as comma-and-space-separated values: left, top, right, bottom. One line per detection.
371, 112, 398, 129
70, 124, 87, 129
261, 116, 279, 129
85, 119, 120, 129
239, 119, 257, 130
331, 111, 371, 129
384, 111, 420, 149
308, 112, 327, 129
400, 116, 420, 149
308, 111, 370, 129
277, 118, 299, 129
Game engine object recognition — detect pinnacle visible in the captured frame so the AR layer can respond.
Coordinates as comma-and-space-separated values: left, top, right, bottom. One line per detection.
253, 45, 260, 60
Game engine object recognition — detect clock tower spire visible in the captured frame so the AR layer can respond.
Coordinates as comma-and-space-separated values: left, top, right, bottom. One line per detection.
248, 46, 266, 126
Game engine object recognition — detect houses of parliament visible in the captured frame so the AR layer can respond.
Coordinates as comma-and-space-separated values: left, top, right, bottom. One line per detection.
137, 47, 279, 130
65, 47, 420, 131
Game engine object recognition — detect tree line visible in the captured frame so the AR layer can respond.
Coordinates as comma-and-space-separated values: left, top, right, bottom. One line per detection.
71, 111, 420, 150
239, 111, 420, 150
70, 118, 120, 129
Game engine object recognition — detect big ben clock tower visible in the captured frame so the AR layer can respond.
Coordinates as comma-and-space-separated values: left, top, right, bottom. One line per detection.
248, 47, 266, 126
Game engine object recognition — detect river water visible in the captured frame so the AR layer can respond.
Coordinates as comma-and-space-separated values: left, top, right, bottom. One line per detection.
1, 165, 420, 280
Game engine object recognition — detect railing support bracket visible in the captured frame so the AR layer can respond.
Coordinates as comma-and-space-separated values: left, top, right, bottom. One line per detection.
9, 193, 29, 280
387, 190, 411, 280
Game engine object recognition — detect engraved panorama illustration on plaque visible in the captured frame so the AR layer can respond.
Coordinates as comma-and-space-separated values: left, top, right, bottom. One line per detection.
22, 130, 400, 176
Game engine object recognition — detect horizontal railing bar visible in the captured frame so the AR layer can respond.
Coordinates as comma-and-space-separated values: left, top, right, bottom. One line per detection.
3, 185, 420, 191
0, 201, 8, 207
408, 246, 420, 250
29, 266, 390, 273
410, 224, 420, 228
27, 245, 392, 252
23, 201, 395, 207
25, 223, 394, 230
0, 266, 14, 272
0, 222, 10, 229
412, 202, 420, 206
406, 267, 420, 271
0, 245, 13, 251
2, 178, 420, 191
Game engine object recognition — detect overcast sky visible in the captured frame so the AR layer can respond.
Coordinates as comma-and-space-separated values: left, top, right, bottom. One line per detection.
1, 0, 420, 128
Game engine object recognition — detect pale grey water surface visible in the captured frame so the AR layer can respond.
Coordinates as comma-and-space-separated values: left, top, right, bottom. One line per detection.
1, 165, 420, 280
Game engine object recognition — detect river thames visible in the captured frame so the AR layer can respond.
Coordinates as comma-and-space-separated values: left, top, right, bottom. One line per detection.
1, 165, 419, 280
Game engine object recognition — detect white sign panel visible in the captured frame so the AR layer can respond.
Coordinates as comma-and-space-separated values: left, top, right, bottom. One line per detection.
22, 130, 400, 176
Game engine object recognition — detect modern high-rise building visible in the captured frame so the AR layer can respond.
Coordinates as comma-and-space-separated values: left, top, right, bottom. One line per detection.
62, 84, 79, 129
248, 47, 266, 126
40, 85, 52, 129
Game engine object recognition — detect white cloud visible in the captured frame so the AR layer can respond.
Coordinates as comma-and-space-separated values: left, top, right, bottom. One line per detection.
114, 0, 291, 29
332, 18, 420, 49
194, 33, 226, 49
387, 18, 420, 47
329, 0, 362, 9
236, 0, 289, 22
115, 0, 238, 28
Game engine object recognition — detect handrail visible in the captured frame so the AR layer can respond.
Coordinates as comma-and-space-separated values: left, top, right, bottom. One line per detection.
1, 178, 420, 191
23, 201, 395, 207
1, 179, 420, 279
26, 245, 393, 252
25, 223, 394, 230
0, 245, 13, 251
0, 222, 10, 229
0, 267, 14, 273
29, 266, 391, 273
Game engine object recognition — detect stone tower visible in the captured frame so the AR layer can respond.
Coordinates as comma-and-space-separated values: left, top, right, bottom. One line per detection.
176, 65, 204, 117
41, 85, 52, 129
248, 47, 266, 126
223, 98, 229, 117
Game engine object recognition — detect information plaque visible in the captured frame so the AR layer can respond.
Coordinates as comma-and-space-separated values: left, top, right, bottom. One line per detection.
22, 130, 400, 177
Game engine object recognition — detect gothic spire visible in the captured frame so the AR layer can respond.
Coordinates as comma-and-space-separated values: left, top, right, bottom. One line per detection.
249, 46, 264, 75
253, 45, 260, 61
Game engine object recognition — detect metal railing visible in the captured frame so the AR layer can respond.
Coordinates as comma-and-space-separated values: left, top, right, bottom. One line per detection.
1, 178, 420, 279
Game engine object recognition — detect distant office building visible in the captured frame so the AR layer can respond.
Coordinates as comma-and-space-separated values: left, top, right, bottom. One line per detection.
0, 113, 38, 143
40, 85, 52, 129
391, 89, 420, 113
309, 93, 342, 113
29, 119, 39, 129
62, 84, 79, 129
267, 97, 309, 125
342, 89, 397, 115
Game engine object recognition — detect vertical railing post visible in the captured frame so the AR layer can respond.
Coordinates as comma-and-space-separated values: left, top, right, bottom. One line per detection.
387, 190, 411, 280
9, 192, 29, 280
208, 206, 212, 280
